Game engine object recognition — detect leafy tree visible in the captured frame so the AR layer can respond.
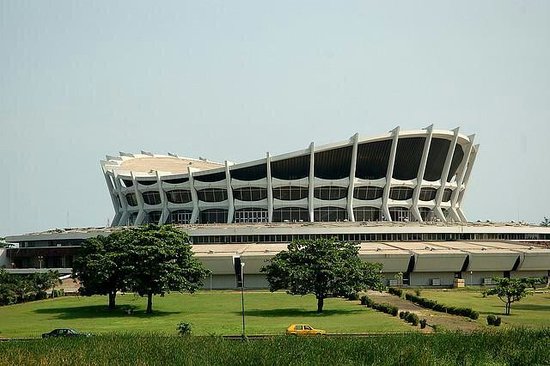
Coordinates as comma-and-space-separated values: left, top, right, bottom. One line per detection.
261, 238, 384, 313
30, 270, 62, 298
541, 217, 550, 227
122, 225, 210, 314
484, 277, 544, 315
73, 233, 129, 310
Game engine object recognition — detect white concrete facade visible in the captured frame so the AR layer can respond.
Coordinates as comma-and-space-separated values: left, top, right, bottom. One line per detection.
101, 127, 479, 227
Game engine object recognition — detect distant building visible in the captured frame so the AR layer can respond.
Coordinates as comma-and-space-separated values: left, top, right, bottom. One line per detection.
4, 126, 550, 288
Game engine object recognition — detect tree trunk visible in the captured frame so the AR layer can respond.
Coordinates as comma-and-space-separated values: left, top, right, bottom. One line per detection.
108, 291, 116, 310
316, 296, 324, 313
146, 292, 153, 314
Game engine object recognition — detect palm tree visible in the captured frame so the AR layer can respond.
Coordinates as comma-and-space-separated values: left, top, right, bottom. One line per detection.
541, 217, 550, 227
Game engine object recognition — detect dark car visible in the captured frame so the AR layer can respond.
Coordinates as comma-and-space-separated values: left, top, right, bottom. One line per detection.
41, 328, 91, 338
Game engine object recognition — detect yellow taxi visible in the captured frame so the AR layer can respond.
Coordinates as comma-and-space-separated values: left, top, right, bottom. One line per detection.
286, 324, 326, 336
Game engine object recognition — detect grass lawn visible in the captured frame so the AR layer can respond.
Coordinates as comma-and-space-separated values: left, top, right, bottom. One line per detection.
417, 288, 550, 328
0, 291, 411, 338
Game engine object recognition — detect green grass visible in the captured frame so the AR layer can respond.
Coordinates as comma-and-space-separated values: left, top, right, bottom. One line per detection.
1, 329, 549, 366
417, 289, 550, 327
0, 291, 410, 338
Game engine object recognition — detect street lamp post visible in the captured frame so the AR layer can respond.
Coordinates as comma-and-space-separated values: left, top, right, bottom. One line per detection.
240, 262, 246, 340
470, 271, 473, 286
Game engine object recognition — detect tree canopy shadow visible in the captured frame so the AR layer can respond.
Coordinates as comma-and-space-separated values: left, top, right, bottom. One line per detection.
511, 303, 550, 312
34, 305, 179, 319
240, 308, 362, 317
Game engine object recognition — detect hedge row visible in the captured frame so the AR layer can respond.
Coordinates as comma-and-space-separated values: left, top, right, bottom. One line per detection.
399, 311, 419, 326
360, 295, 398, 316
388, 287, 403, 297
404, 293, 479, 320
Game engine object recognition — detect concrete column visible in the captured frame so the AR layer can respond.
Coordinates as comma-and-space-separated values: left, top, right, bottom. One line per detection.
266, 153, 273, 222
114, 175, 128, 226
434, 128, 460, 222
382, 127, 400, 221
188, 168, 200, 224
457, 144, 479, 221
132, 172, 145, 225
308, 142, 315, 222
225, 162, 234, 223
347, 133, 359, 222
156, 171, 169, 225
411, 125, 434, 222
449, 134, 475, 222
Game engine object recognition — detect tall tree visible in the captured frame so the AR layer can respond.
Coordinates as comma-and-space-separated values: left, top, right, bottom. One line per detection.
123, 225, 210, 314
72, 233, 129, 310
485, 277, 544, 315
541, 217, 550, 227
261, 238, 384, 313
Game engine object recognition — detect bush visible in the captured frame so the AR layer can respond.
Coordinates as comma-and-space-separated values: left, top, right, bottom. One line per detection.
388, 287, 403, 297
360, 295, 374, 307
420, 319, 427, 329
177, 322, 192, 336
399, 311, 409, 319
347, 292, 359, 301
487, 315, 501, 326
404, 292, 478, 319
405, 312, 419, 326
414, 289, 422, 297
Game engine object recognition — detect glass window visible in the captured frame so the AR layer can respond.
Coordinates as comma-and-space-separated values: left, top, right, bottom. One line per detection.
389, 187, 413, 200
389, 207, 411, 221
272, 207, 309, 222
234, 209, 268, 223
313, 207, 348, 222
168, 210, 192, 224
353, 187, 383, 200
419, 188, 437, 201
353, 207, 381, 221
143, 191, 161, 205
126, 193, 138, 207
273, 186, 308, 200
419, 208, 434, 221
442, 188, 453, 202
166, 190, 192, 204
197, 188, 228, 202
199, 209, 228, 224
314, 186, 347, 200
146, 211, 162, 224
233, 187, 267, 201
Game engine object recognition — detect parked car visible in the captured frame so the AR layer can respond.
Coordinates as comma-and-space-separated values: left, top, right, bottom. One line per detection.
42, 328, 91, 338
286, 324, 326, 336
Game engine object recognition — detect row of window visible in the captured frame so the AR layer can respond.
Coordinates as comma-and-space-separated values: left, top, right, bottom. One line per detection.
123, 188, 455, 206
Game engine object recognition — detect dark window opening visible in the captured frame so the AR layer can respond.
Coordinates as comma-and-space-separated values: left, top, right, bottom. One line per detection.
442, 188, 453, 202
233, 187, 267, 201
126, 193, 138, 207
353, 207, 381, 221
231, 164, 267, 181
146, 211, 162, 224
393, 137, 425, 180
314, 146, 352, 180
271, 155, 310, 180
355, 140, 392, 179
353, 186, 383, 200
194, 171, 226, 182
166, 190, 192, 204
164, 177, 189, 184
314, 186, 347, 200
419, 188, 437, 201
137, 180, 156, 186
272, 207, 309, 222
389, 207, 411, 221
389, 187, 413, 200
313, 207, 348, 222
273, 186, 308, 200
197, 188, 228, 202
168, 210, 192, 224
143, 191, 161, 205
200, 209, 228, 224
234, 209, 268, 223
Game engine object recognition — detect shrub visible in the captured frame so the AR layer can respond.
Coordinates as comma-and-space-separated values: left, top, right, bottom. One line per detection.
388, 287, 403, 297
405, 312, 419, 326
414, 289, 422, 297
494, 317, 502, 326
177, 322, 192, 336
372, 302, 399, 316
399, 311, 409, 319
360, 295, 374, 307
347, 292, 359, 301
420, 319, 427, 329
487, 314, 497, 326
404, 292, 478, 319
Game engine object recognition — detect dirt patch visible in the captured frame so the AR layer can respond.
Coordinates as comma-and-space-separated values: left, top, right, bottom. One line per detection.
366, 290, 482, 332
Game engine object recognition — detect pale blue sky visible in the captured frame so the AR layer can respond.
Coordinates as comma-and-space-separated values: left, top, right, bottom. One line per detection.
1, 1, 549, 235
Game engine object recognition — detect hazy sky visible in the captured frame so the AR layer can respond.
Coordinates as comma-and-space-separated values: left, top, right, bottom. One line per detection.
1, 1, 549, 236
